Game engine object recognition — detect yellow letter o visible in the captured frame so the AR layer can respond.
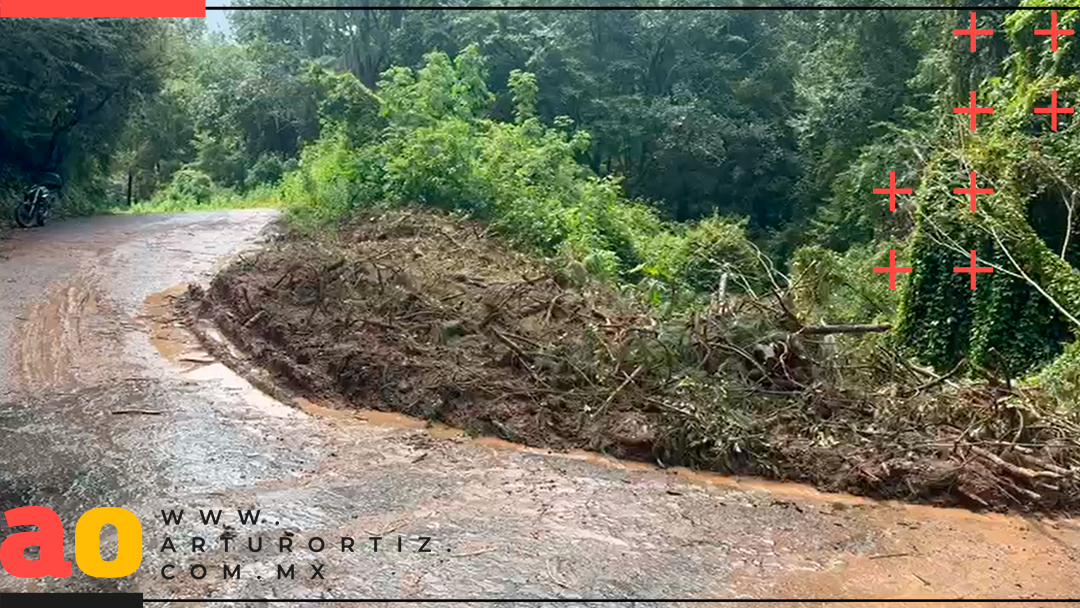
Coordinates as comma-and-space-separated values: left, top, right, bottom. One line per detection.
75, 508, 143, 578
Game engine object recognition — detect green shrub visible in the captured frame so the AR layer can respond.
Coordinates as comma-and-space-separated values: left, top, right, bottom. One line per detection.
281, 132, 386, 228
192, 132, 245, 188
167, 168, 214, 204
306, 64, 385, 147
245, 153, 288, 190
384, 117, 488, 212
680, 215, 763, 293
1035, 340, 1080, 407
279, 46, 761, 303
791, 242, 900, 325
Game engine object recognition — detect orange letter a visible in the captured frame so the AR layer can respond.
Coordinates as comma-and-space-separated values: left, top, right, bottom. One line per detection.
0, 507, 72, 578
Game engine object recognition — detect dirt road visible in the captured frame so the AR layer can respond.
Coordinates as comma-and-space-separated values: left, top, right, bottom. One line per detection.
0, 210, 1078, 605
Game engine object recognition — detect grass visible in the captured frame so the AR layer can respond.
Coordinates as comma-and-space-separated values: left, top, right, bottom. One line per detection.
112, 190, 283, 215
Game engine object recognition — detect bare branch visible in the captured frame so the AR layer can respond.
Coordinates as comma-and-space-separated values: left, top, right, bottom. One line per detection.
988, 224, 1080, 329
799, 324, 891, 335
1062, 191, 1075, 260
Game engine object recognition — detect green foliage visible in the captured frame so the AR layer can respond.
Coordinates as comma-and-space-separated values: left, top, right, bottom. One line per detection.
1035, 340, 1080, 405
380, 45, 494, 128
507, 70, 538, 124
192, 132, 246, 190
305, 63, 385, 147
245, 153, 292, 190
384, 117, 487, 212
280, 133, 386, 229
0, 19, 169, 211
679, 216, 763, 294
788, 10, 930, 221
110, 29, 324, 203
230, 7, 804, 232
810, 137, 922, 252
883, 8, 1080, 381
121, 184, 281, 214
281, 48, 762, 299
168, 168, 215, 204
791, 243, 900, 326
895, 150, 1073, 376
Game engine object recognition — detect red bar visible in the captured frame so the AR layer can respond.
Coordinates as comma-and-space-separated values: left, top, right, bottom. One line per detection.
0, 0, 205, 17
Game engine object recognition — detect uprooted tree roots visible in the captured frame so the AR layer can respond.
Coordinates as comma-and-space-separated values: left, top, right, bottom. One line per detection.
181, 209, 1080, 512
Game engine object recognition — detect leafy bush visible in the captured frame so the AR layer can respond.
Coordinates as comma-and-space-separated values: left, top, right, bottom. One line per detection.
281, 132, 386, 229
306, 64, 385, 147
279, 45, 762, 301
193, 132, 246, 189
245, 153, 289, 189
681, 215, 764, 293
790, 242, 901, 326
384, 117, 488, 212
1035, 340, 1080, 406
167, 168, 214, 204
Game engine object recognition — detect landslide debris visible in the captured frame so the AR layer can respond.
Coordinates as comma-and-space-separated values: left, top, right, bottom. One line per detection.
183, 209, 1080, 513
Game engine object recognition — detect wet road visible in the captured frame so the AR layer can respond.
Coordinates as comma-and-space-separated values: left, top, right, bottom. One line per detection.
0, 211, 1078, 606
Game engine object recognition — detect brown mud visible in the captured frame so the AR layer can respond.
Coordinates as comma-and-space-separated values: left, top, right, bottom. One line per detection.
183, 209, 1080, 513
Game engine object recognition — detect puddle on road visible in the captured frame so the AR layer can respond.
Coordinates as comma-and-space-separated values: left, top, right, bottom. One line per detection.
141, 285, 1080, 601
143, 284, 191, 362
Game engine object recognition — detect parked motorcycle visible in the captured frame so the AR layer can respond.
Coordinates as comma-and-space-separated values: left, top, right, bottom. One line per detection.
13, 173, 63, 228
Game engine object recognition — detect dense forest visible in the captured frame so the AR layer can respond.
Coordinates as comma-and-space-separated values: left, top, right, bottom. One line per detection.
4, 4, 1080, 507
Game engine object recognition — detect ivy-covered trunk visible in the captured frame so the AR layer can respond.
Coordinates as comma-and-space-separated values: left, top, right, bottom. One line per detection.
897, 145, 1080, 379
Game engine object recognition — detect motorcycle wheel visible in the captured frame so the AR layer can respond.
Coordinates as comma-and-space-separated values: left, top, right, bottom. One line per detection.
14, 201, 36, 228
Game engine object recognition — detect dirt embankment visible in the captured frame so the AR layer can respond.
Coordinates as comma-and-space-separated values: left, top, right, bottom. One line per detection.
183, 209, 1080, 513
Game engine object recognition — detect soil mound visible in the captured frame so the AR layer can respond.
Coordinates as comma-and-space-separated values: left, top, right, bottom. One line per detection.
189, 210, 666, 459
184, 209, 1080, 513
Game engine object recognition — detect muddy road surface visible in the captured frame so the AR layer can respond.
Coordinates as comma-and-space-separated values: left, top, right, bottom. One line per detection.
0, 210, 1078, 606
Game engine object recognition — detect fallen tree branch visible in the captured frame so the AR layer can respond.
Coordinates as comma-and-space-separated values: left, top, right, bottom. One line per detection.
593, 364, 646, 418
902, 357, 966, 397
970, 445, 1062, 480
798, 324, 891, 335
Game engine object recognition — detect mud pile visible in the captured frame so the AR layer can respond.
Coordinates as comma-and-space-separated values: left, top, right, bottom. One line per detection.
184, 209, 1080, 512
187, 210, 671, 459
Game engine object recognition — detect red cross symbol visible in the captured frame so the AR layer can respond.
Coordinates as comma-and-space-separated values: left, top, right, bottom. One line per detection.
1034, 90, 1074, 131
954, 171, 993, 212
873, 250, 912, 291
954, 250, 993, 290
1035, 11, 1074, 52
954, 91, 993, 131
873, 171, 912, 212
954, 11, 994, 52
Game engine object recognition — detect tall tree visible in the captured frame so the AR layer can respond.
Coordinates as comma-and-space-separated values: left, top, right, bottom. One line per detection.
0, 19, 169, 193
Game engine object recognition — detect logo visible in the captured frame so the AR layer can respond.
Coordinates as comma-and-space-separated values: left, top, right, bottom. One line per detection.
0, 507, 142, 579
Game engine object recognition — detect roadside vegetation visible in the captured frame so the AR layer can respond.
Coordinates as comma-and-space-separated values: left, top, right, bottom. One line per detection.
5, 6, 1080, 510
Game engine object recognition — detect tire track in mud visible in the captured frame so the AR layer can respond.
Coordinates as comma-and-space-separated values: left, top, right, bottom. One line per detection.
14, 274, 101, 389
